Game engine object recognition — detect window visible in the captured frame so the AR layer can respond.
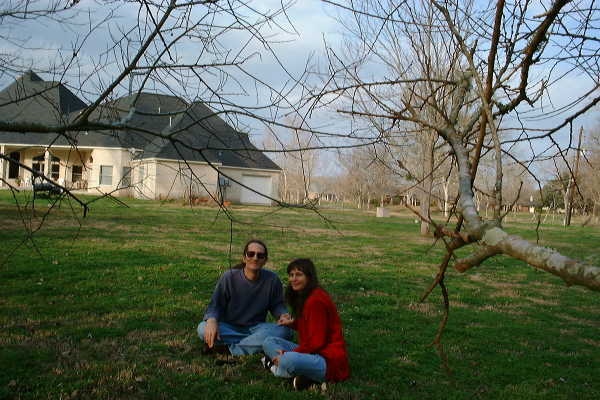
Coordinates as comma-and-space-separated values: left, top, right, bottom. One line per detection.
99, 165, 113, 185
32, 154, 45, 175
8, 152, 20, 179
120, 167, 132, 188
72, 165, 83, 183
51, 155, 60, 180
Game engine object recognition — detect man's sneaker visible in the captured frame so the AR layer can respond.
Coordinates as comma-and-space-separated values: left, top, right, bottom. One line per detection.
292, 375, 317, 391
201, 343, 212, 355
202, 343, 230, 355
213, 344, 230, 355
261, 356, 274, 370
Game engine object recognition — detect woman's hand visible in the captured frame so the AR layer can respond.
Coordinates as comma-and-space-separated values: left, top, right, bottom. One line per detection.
272, 350, 285, 366
204, 318, 220, 348
277, 313, 294, 326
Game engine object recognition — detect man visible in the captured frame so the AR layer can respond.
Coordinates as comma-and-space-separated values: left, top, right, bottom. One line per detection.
198, 239, 292, 355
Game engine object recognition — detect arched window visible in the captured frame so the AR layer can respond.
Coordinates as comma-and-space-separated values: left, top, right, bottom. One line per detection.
32, 154, 45, 176
50, 155, 60, 180
32, 153, 61, 181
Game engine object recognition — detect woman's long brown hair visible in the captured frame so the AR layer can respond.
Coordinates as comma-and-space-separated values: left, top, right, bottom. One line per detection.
285, 258, 319, 317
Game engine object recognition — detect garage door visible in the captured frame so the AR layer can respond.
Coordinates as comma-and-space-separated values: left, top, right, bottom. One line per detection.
240, 175, 272, 205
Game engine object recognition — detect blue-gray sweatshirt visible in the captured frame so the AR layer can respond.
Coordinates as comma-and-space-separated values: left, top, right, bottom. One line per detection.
203, 268, 288, 327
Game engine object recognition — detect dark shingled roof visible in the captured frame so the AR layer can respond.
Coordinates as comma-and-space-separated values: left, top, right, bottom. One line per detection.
0, 71, 88, 147
0, 71, 87, 123
0, 73, 280, 171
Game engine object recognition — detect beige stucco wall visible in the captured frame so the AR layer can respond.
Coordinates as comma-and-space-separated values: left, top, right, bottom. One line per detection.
219, 166, 281, 204
0, 144, 280, 206
154, 159, 218, 200
87, 148, 134, 196
132, 160, 154, 199
130, 159, 218, 200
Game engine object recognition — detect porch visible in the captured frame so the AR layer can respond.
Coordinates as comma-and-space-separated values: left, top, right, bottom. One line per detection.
0, 145, 92, 191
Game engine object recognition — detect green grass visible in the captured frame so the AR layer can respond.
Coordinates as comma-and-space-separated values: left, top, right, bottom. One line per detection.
1, 191, 599, 399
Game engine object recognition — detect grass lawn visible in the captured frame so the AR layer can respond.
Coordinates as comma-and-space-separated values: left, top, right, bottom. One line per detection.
1, 191, 599, 399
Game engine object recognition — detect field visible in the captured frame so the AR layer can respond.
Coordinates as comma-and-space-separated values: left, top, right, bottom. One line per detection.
1, 191, 599, 399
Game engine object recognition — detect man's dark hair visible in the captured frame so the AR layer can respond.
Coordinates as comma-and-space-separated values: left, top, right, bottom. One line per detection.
232, 239, 269, 269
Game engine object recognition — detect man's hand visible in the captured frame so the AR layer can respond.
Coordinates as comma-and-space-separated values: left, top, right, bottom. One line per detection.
204, 318, 220, 348
277, 313, 294, 326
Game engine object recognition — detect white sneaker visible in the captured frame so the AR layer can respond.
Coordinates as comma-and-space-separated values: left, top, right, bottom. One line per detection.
261, 356, 273, 370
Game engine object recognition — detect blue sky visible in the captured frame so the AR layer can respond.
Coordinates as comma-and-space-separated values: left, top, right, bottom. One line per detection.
1, 0, 597, 180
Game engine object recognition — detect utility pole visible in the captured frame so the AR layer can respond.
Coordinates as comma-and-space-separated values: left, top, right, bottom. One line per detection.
564, 126, 584, 226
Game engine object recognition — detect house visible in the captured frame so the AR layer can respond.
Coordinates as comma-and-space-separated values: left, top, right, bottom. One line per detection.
0, 72, 281, 205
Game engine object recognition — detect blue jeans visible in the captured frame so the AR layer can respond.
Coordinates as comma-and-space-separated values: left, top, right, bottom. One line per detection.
197, 321, 292, 356
262, 336, 326, 382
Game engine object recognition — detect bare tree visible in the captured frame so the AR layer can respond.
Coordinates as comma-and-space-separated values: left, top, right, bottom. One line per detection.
3, 1, 600, 286
3, 1, 600, 379
309, 0, 600, 290
265, 122, 322, 204
0, 0, 321, 235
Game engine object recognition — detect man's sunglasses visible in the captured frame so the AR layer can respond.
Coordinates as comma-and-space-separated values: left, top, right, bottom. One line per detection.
245, 251, 267, 259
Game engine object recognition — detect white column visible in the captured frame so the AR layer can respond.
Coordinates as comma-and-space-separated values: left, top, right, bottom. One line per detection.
0, 144, 5, 187
44, 149, 50, 179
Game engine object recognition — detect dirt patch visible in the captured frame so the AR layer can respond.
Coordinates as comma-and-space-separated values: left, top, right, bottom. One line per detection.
476, 303, 528, 315
364, 290, 392, 297
467, 273, 488, 283
556, 314, 600, 328
487, 281, 524, 289
156, 357, 206, 374
489, 289, 521, 298
524, 296, 559, 306
580, 338, 600, 347
406, 302, 443, 316
528, 286, 562, 298
451, 301, 473, 309
125, 329, 184, 341
559, 328, 576, 336
394, 355, 417, 366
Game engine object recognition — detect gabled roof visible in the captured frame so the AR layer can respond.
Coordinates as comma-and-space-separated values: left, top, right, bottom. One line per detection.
0, 71, 88, 147
0, 73, 280, 171
0, 71, 87, 123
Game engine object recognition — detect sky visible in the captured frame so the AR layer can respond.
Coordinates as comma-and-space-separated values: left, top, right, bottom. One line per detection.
1, 0, 598, 180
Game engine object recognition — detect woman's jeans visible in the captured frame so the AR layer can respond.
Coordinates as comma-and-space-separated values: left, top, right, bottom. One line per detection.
262, 336, 326, 382
197, 321, 292, 356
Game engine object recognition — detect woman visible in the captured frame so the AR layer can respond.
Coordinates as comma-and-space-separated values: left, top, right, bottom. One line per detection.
197, 239, 292, 356
262, 258, 350, 390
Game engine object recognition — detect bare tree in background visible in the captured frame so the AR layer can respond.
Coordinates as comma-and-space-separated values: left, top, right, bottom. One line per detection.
337, 143, 399, 209
304, 0, 600, 368
2, 1, 600, 290
265, 122, 322, 204
310, 0, 600, 298
580, 127, 600, 222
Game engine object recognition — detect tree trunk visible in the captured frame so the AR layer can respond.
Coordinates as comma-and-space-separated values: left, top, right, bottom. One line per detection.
419, 137, 434, 236
564, 126, 584, 227
564, 184, 572, 226
443, 181, 450, 217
